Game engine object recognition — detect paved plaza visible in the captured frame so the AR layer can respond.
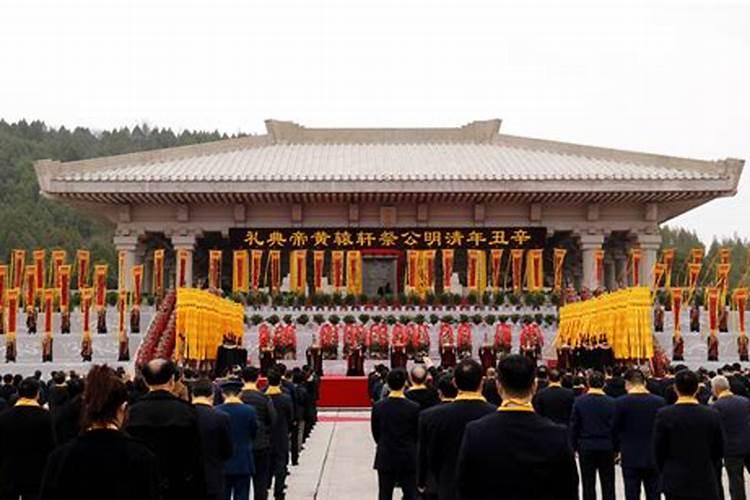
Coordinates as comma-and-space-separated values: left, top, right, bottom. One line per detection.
288, 410, 740, 500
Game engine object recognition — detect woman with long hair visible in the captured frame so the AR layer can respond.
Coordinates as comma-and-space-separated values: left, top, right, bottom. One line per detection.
40, 365, 160, 500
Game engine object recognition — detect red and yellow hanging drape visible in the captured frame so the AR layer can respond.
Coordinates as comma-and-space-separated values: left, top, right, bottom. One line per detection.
59, 265, 71, 314
466, 249, 487, 294
510, 249, 524, 293
152, 249, 165, 296
716, 263, 731, 304
652, 263, 666, 291
525, 249, 544, 291
24, 265, 36, 311
51, 250, 66, 289
553, 248, 566, 290
346, 250, 362, 295
94, 265, 108, 312
707, 287, 720, 338
734, 288, 748, 337
43, 289, 54, 334
661, 249, 675, 288
313, 251, 325, 292
289, 250, 308, 294
12, 250, 25, 289
76, 249, 90, 289
0, 265, 6, 311
442, 249, 454, 290
80, 288, 93, 335
594, 249, 605, 289
176, 249, 189, 288
268, 250, 281, 293
118, 289, 128, 336
6, 289, 19, 337
132, 265, 143, 309
232, 250, 249, 293
208, 250, 222, 289
720, 247, 732, 265
117, 250, 127, 291
671, 287, 683, 339
490, 249, 503, 290
250, 250, 263, 291
33, 250, 45, 295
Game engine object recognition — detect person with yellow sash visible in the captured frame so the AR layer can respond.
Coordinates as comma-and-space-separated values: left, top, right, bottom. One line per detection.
456, 355, 578, 499
418, 359, 495, 500
653, 369, 724, 500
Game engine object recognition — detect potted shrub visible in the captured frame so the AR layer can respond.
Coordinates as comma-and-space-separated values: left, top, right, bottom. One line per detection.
429, 313, 440, 325
441, 314, 455, 324
328, 314, 341, 326
297, 314, 310, 326
267, 314, 280, 325
385, 315, 397, 326
313, 313, 326, 325
485, 314, 497, 325
358, 313, 371, 324
414, 314, 426, 325
471, 313, 483, 325
250, 314, 264, 326
282, 313, 294, 324
343, 314, 356, 325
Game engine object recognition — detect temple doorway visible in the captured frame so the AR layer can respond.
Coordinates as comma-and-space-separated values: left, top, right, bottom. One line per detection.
362, 256, 397, 297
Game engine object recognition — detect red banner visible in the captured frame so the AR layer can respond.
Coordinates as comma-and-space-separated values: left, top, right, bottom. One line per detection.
251, 250, 263, 290
423, 250, 436, 291
490, 249, 503, 289
734, 288, 748, 335
442, 249, 454, 290
553, 248, 566, 290
652, 263, 666, 290
6, 289, 19, 335
671, 288, 683, 338
707, 287, 720, 335
51, 250, 66, 289
132, 265, 143, 308
269, 250, 281, 292
511, 249, 524, 292
526, 249, 543, 291
177, 249, 189, 288
0, 265, 6, 308
94, 265, 108, 311
24, 265, 36, 310
81, 288, 93, 334
406, 251, 419, 289
662, 248, 675, 288
118, 289, 128, 335
33, 250, 45, 294
313, 251, 325, 292
76, 249, 90, 289
117, 250, 127, 290
12, 250, 25, 289
208, 250, 222, 289
59, 265, 71, 312
153, 249, 164, 296
720, 247, 732, 265
691, 247, 704, 265
467, 250, 480, 291
233, 250, 249, 293
43, 289, 54, 334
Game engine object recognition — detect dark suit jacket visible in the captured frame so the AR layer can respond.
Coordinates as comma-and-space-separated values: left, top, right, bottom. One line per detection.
713, 394, 750, 457
612, 392, 666, 468
0, 405, 56, 498
125, 390, 206, 500
418, 399, 495, 500
268, 391, 294, 459
653, 402, 724, 500
194, 404, 233, 495
371, 396, 420, 472
604, 377, 627, 398
53, 395, 82, 445
456, 411, 578, 500
39, 429, 159, 500
729, 375, 750, 398
533, 385, 575, 426
240, 388, 277, 451
570, 392, 616, 452
406, 387, 441, 411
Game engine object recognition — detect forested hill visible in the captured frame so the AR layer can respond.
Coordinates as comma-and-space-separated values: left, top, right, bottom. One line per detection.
0, 120, 747, 289
0, 119, 233, 268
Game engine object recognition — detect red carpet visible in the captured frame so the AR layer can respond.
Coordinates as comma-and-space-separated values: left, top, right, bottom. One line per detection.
317, 376, 371, 408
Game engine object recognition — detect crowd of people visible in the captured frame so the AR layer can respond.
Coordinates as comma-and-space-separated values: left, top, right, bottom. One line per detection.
0, 360, 320, 500
369, 358, 750, 500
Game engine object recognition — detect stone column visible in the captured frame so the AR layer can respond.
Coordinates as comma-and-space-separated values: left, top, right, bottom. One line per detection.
113, 233, 139, 291
604, 256, 615, 291
579, 232, 605, 291
172, 233, 198, 288
638, 233, 662, 288
614, 250, 627, 289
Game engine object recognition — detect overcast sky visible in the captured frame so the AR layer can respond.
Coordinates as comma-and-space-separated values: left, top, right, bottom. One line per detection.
1, 0, 748, 243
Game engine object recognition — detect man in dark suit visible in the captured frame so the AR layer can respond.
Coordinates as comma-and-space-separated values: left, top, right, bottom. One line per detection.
481, 367, 501, 407
418, 359, 495, 500
0, 377, 55, 500
604, 366, 627, 399
192, 378, 233, 500
533, 368, 575, 426
612, 368, 666, 500
711, 375, 750, 500
371, 368, 421, 500
654, 368, 724, 500
125, 359, 207, 500
456, 355, 578, 500
570, 371, 616, 500
266, 367, 294, 500
240, 366, 277, 500
406, 364, 440, 411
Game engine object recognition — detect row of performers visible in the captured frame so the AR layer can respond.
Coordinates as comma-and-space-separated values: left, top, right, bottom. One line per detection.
671, 333, 750, 362
4, 333, 131, 364
555, 334, 615, 372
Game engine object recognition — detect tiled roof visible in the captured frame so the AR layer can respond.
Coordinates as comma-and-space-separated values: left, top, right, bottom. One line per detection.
53, 140, 726, 183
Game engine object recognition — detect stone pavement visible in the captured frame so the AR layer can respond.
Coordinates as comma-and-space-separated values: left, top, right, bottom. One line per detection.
286, 410, 740, 500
